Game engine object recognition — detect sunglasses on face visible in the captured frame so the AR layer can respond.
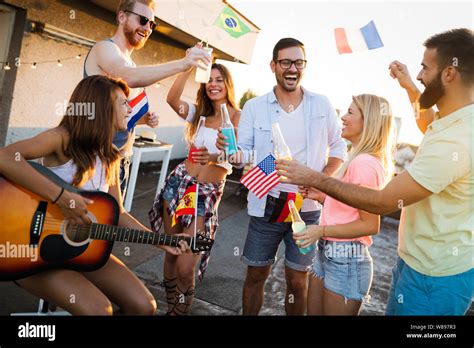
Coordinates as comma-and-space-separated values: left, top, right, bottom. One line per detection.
125, 10, 157, 31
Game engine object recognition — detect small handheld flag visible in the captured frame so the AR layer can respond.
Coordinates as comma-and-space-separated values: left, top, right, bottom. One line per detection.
214, 6, 250, 39
172, 184, 197, 227
334, 20, 384, 54
127, 89, 149, 131
240, 154, 280, 199
269, 192, 303, 223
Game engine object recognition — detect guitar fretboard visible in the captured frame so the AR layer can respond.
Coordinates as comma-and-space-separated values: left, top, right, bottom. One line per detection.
90, 223, 192, 247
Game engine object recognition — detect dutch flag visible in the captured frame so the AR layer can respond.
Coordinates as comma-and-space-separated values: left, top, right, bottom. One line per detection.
334, 20, 384, 55
127, 90, 149, 131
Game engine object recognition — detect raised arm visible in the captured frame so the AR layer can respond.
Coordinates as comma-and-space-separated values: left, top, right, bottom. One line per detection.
0, 128, 93, 224
95, 41, 210, 88
166, 69, 193, 120
389, 60, 435, 134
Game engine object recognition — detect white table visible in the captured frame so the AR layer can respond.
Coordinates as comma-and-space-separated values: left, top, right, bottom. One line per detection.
124, 142, 173, 212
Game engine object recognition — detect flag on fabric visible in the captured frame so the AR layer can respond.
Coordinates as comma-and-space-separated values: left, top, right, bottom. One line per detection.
127, 89, 149, 131
213, 5, 250, 38
269, 192, 304, 223
334, 20, 384, 54
172, 184, 197, 227
240, 154, 280, 199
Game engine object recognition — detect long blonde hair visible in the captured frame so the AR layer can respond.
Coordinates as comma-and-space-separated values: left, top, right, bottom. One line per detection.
338, 94, 396, 183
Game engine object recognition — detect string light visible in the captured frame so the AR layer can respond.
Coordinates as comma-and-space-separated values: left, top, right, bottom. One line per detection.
1, 54, 83, 71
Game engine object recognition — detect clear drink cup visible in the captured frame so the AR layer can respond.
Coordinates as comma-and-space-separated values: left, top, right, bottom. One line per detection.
195, 47, 213, 83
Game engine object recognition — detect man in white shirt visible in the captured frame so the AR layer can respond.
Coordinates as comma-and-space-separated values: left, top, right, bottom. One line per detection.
219, 38, 346, 315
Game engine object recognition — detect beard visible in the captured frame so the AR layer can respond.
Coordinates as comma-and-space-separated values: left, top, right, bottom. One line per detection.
419, 71, 445, 109
276, 73, 301, 92
123, 22, 147, 50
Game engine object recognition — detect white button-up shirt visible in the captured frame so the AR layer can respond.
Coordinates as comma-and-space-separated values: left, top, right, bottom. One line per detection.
237, 86, 347, 217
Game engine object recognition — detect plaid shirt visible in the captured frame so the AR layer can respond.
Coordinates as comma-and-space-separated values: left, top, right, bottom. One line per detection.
149, 161, 225, 281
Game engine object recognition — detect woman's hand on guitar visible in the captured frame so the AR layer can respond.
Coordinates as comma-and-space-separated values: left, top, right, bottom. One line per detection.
56, 190, 94, 225
159, 239, 191, 256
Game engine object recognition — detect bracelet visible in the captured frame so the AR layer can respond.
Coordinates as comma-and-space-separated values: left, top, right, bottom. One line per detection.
322, 226, 326, 238
52, 187, 64, 204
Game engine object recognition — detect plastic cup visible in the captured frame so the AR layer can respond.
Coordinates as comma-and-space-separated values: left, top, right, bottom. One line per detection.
195, 47, 213, 83
187, 144, 200, 163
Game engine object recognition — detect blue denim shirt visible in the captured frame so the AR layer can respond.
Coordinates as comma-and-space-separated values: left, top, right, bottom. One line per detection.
237, 87, 347, 217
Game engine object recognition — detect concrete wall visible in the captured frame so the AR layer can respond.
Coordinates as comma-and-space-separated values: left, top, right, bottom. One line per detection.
3, 0, 200, 160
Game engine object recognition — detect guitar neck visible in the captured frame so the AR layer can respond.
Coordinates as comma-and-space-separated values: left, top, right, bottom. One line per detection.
90, 223, 192, 247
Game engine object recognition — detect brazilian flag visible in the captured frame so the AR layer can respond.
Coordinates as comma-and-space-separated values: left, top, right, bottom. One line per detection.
214, 6, 250, 38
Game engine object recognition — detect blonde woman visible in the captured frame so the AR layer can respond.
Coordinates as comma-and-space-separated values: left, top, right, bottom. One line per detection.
288, 94, 395, 315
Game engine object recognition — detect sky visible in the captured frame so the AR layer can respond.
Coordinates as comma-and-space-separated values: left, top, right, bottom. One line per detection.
220, 0, 473, 145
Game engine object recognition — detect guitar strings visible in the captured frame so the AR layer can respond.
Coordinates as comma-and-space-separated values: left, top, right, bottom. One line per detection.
42, 218, 197, 244
42, 217, 199, 239
40, 216, 208, 251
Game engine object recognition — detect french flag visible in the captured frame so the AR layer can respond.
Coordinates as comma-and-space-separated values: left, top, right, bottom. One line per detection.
334, 20, 384, 55
127, 90, 149, 131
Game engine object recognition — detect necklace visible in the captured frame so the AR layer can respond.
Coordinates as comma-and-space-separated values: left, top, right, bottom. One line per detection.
90, 162, 104, 191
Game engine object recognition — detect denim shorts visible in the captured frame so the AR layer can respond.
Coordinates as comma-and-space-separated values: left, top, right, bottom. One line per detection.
385, 257, 474, 315
312, 239, 373, 302
162, 174, 205, 216
241, 195, 321, 272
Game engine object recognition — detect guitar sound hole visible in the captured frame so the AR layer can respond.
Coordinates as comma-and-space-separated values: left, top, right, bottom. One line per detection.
61, 213, 96, 247
65, 223, 90, 243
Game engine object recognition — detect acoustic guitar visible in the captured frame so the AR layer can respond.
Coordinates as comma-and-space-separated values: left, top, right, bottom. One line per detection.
0, 162, 213, 281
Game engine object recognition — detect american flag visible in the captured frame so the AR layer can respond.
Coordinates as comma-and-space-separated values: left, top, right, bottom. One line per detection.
240, 154, 280, 199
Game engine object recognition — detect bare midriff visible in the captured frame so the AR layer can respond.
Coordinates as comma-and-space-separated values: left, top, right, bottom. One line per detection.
185, 160, 227, 183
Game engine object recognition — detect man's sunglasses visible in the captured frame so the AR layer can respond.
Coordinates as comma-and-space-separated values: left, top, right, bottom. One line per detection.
125, 10, 158, 31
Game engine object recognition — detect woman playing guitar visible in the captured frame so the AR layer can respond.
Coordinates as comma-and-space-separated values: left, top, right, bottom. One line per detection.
0, 75, 189, 315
